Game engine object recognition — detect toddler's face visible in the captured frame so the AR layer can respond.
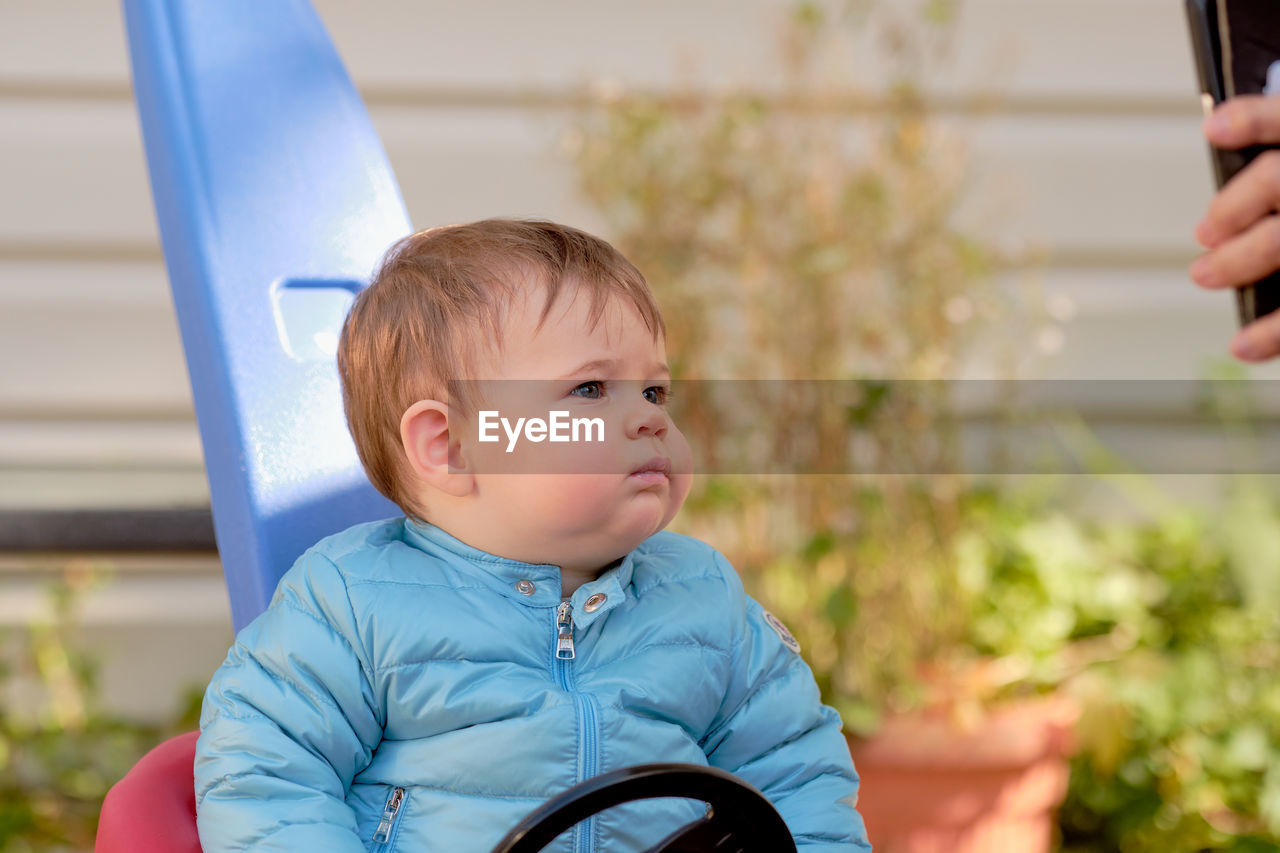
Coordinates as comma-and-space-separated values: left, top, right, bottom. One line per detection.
455, 288, 693, 575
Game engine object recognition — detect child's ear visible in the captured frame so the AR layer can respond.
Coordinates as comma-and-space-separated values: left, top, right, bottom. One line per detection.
400, 400, 474, 498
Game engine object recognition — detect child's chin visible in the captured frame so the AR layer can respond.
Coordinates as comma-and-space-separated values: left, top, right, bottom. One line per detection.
618, 503, 675, 543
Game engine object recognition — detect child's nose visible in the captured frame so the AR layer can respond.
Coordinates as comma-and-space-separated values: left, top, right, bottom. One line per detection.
625, 398, 668, 439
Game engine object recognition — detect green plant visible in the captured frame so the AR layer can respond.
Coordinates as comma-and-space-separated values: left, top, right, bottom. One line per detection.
568, 0, 1036, 735
796, 470, 1280, 850
1052, 479, 1280, 852
565, 1, 1280, 850
0, 560, 201, 852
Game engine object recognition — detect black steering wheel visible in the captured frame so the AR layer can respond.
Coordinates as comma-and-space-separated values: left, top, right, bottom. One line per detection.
489, 763, 796, 853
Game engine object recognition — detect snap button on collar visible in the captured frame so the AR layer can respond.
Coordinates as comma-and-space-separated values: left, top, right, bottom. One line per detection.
583, 592, 607, 612
515, 579, 536, 596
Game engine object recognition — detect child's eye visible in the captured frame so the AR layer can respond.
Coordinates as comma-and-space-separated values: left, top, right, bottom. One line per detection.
644, 385, 672, 406
570, 380, 606, 399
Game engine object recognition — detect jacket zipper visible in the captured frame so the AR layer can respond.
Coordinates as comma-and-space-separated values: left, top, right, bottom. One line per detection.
553, 601, 598, 853
578, 695, 599, 853
556, 600, 576, 660
372, 786, 406, 847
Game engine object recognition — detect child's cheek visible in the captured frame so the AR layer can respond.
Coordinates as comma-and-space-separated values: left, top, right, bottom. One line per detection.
668, 425, 695, 479
542, 475, 620, 525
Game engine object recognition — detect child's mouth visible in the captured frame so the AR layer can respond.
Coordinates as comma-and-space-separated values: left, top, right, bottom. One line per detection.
628, 457, 671, 484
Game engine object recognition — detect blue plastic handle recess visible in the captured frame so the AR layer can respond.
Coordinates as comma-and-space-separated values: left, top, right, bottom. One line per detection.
123, 0, 410, 630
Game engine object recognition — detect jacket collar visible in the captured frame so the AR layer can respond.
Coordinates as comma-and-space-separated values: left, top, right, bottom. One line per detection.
402, 519, 635, 622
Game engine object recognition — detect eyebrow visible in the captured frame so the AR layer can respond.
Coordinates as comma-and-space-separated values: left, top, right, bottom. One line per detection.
560, 358, 670, 379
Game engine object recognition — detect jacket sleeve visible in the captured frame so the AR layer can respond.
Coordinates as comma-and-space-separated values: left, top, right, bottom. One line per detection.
700, 551, 872, 852
195, 552, 383, 852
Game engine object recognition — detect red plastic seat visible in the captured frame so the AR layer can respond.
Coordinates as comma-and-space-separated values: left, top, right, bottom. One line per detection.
96, 731, 201, 853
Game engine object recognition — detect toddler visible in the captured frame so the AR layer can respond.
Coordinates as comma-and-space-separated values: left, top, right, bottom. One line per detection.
195, 219, 871, 851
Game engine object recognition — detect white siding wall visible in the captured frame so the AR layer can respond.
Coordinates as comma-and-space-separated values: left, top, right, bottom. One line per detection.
1, 0, 1270, 718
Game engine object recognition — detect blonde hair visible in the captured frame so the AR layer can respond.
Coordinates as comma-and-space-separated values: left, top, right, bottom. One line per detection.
337, 218, 665, 519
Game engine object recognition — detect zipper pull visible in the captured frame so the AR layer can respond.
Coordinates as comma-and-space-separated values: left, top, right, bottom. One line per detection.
373, 787, 405, 844
556, 601, 576, 660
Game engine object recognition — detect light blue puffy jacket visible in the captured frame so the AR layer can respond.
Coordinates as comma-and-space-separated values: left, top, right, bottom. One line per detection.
195, 518, 871, 852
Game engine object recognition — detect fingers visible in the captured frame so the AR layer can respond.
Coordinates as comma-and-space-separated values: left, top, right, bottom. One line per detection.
1196, 150, 1280, 248
1190, 214, 1280, 290
1232, 307, 1280, 361
1198, 96, 1280, 362
1205, 95, 1280, 149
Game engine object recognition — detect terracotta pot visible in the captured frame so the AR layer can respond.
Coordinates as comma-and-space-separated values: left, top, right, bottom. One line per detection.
848, 695, 1078, 853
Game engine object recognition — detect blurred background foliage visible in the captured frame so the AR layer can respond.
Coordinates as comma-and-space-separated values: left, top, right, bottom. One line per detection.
569, 1, 1280, 850
570, 0, 1028, 729
979, 480, 1280, 851
0, 563, 200, 852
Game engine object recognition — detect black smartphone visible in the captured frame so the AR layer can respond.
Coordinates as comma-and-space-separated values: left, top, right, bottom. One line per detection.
1186, 0, 1280, 324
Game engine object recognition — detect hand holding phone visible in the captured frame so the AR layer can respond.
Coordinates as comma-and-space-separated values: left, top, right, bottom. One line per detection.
1186, 0, 1280, 330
